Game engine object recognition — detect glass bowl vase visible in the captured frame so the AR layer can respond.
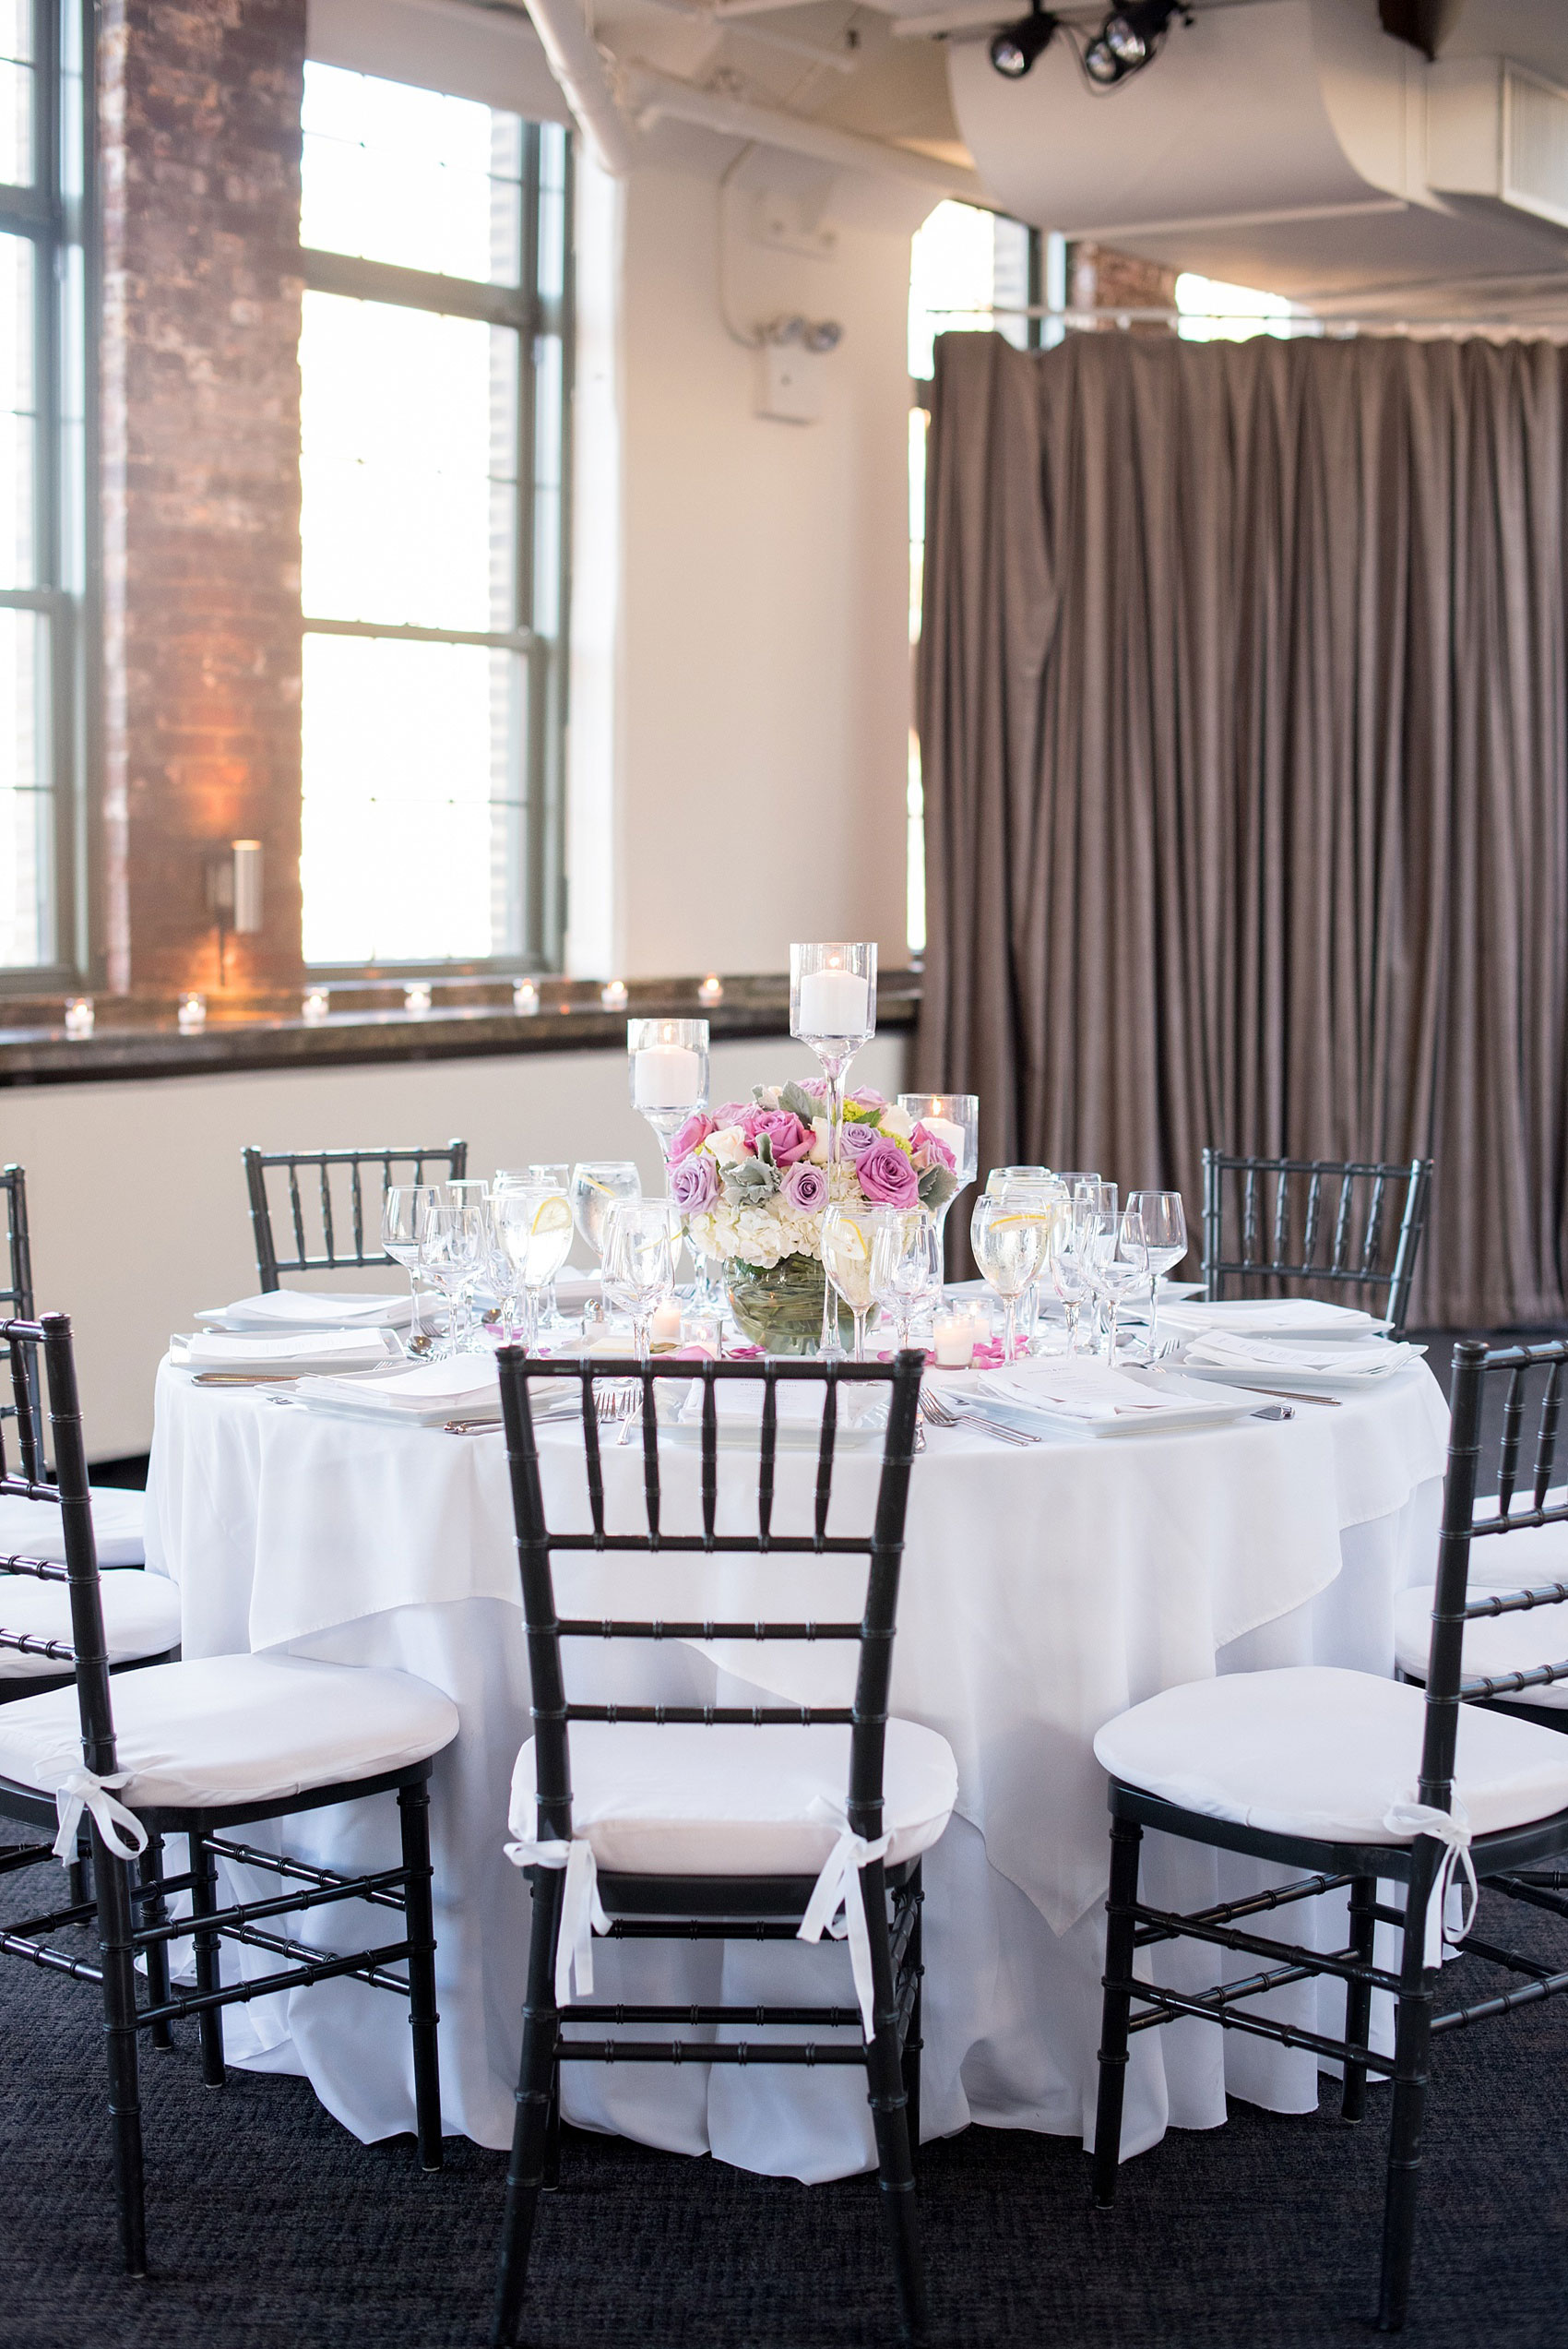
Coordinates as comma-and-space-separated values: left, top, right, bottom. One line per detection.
726, 1253, 859, 1356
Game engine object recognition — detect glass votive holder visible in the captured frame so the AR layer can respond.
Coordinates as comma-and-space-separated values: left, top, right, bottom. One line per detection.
697, 973, 724, 1006
404, 984, 433, 1017
177, 993, 207, 1034
302, 988, 329, 1024
64, 996, 94, 1040
513, 979, 540, 1016
600, 979, 628, 1010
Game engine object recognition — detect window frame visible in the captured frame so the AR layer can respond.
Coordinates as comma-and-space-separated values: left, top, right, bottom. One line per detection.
0, 0, 90, 993
298, 102, 572, 982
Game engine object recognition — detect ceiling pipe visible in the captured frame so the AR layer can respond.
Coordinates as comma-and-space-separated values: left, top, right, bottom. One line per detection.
518, 0, 639, 175
628, 65, 985, 197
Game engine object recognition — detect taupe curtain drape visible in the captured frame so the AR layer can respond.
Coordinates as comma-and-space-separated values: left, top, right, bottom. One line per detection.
916, 330, 1568, 1327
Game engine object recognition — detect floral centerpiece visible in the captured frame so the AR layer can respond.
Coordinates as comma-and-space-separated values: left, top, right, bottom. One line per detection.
667, 1080, 962, 1353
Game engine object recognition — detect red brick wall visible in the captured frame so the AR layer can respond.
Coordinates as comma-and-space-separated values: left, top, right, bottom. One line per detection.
1067, 242, 1179, 332
99, 0, 306, 996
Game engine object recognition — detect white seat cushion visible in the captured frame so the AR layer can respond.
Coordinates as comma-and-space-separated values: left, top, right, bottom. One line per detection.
0, 1486, 147, 1567
1395, 1584, 1568, 1711
0, 1653, 459, 1812
0, 1568, 182, 1681
509, 1719, 957, 1878
1093, 1665, 1568, 1845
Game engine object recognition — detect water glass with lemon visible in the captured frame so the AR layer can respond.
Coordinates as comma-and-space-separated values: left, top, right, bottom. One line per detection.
495, 1184, 576, 1351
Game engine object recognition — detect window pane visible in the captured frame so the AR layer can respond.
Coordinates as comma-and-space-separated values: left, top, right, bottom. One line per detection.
0, 605, 53, 967
300, 291, 517, 632
301, 63, 522, 286
1, 231, 34, 586
0, 0, 33, 187
301, 632, 525, 965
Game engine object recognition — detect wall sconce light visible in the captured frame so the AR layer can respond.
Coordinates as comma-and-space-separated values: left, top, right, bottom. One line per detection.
698, 973, 724, 1006
302, 988, 330, 1024
206, 839, 264, 986
178, 992, 208, 1034
513, 979, 540, 1016
404, 984, 433, 1017
64, 996, 95, 1039
600, 978, 629, 1010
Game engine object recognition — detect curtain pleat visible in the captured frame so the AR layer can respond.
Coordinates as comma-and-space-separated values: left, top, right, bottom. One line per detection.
915, 331, 1568, 1326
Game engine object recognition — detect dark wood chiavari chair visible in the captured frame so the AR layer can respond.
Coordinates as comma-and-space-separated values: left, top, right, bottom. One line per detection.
1090, 1336, 1568, 2331
1200, 1149, 1433, 1337
490, 1349, 949, 2348
0, 1310, 459, 2274
243, 1139, 469, 1291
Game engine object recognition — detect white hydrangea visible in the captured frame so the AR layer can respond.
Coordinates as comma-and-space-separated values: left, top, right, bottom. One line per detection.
688, 1160, 862, 1268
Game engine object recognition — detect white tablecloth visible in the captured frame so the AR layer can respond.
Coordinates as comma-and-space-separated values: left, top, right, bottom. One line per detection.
144, 1357, 1450, 2177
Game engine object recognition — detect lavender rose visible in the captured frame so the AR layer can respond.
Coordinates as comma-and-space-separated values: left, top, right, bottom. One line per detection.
753, 1109, 813, 1165
710, 1101, 751, 1128
849, 1088, 887, 1112
669, 1153, 719, 1213
855, 1139, 920, 1210
671, 1111, 715, 1161
836, 1120, 881, 1161
782, 1162, 827, 1213
909, 1122, 956, 1173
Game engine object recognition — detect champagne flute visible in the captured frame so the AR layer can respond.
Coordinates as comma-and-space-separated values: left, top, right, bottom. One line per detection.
600, 1198, 676, 1361
381, 1183, 443, 1355
494, 1183, 576, 1352
1125, 1190, 1188, 1355
970, 1191, 1051, 1362
821, 1201, 880, 1363
869, 1207, 944, 1352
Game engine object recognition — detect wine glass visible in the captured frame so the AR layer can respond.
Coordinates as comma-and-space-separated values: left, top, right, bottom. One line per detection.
421, 1204, 488, 1358
502, 1164, 573, 1330
897, 1093, 979, 1290
869, 1208, 944, 1352
1083, 1205, 1149, 1365
627, 1019, 709, 1170
790, 943, 877, 1354
600, 1198, 676, 1360
997, 1174, 1069, 1351
1125, 1190, 1188, 1355
985, 1164, 1051, 1194
493, 1183, 576, 1352
821, 1201, 881, 1363
381, 1183, 443, 1354
570, 1163, 642, 1272
970, 1190, 1051, 1363
1046, 1213, 1095, 1355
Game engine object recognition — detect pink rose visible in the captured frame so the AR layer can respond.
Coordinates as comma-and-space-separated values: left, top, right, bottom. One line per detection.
782, 1162, 827, 1212
849, 1088, 887, 1112
671, 1111, 715, 1160
855, 1139, 920, 1209
753, 1110, 813, 1165
670, 1153, 719, 1212
910, 1122, 956, 1173
736, 1107, 771, 1146
711, 1102, 751, 1127
799, 1077, 830, 1102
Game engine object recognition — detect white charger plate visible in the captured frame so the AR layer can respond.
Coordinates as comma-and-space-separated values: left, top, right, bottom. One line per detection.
951, 1365, 1273, 1440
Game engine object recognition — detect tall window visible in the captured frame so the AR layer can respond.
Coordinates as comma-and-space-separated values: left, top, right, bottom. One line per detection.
1, 0, 84, 977
298, 66, 569, 971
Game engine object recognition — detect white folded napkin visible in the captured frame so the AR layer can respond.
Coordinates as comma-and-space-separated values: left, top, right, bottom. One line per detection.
296, 1355, 576, 1426
1182, 1330, 1413, 1379
179, 1329, 395, 1373
1159, 1297, 1384, 1339
968, 1362, 1182, 1425
203, 1289, 416, 1331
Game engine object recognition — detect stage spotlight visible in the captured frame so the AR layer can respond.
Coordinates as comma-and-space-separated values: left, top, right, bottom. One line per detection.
1081, 1, 1186, 88
989, 1, 1059, 80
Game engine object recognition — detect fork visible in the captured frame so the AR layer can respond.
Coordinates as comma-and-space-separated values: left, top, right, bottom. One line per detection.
921, 1384, 1039, 1446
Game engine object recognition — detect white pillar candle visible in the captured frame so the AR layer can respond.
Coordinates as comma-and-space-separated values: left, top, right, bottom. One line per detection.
932, 1316, 974, 1368
633, 1045, 703, 1108
650, 1300, 683, 1347
798, 968, 869, 1038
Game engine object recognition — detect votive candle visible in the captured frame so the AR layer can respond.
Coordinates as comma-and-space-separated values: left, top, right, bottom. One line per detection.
64, 996, 94, 1040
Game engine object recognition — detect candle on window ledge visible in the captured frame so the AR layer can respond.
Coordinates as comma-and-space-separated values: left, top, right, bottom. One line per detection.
302, 988, 329, 1025
697, 973, 723, 1006
64, 996, 94, 1040
404, 984, 433, 1018
177, 993, 207, 1035
600, 978, 628, 1011
513, 979, 540, 1016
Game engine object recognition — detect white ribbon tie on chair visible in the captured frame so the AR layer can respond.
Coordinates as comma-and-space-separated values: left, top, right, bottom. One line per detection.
1384, 1796, 1479, 1971
51, 1767, 149, 1865
504, 1834, 610, 2005
797, 1806, 893, 2041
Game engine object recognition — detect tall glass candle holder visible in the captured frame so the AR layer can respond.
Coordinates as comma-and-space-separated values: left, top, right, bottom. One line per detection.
790, 942, 876, 1354
627, 1018, 709, 1169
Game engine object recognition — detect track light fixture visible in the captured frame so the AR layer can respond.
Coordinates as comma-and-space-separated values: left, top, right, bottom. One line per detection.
989, 0, 1059, 80
1081, 1, 1188, 88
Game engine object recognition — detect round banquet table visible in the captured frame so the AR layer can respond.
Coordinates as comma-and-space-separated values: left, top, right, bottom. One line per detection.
143, 1353, 1451, 2181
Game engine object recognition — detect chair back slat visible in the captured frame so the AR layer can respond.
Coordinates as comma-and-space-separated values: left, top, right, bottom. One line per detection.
241, 1141, 469, 1289
1201, 1150, 1434, 1335
1420, 1338, 1568, 1806
497, 1351, 925, 1851
1, 1167, 40, 1462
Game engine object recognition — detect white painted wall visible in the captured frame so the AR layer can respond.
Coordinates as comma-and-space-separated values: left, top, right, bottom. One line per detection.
2, 1032, 909, 1459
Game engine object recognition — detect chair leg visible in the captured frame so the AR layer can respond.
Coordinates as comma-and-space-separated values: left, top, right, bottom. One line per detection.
899, 1866, 923, 2175
136, 1833, 173, 2053
188, 1831, 226, 2087
94, 1836, 148, 2277
492, 1866, 565, 2349
68, 1822, 92, 1913
398, 1779, 444, 2172
1092, 1813, 1143, 2209
1341, 1873, 1378, 2123
541, 2057, 562, 2192
860, 1856, 928, 2348
1376, 1853, 1440, 2333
